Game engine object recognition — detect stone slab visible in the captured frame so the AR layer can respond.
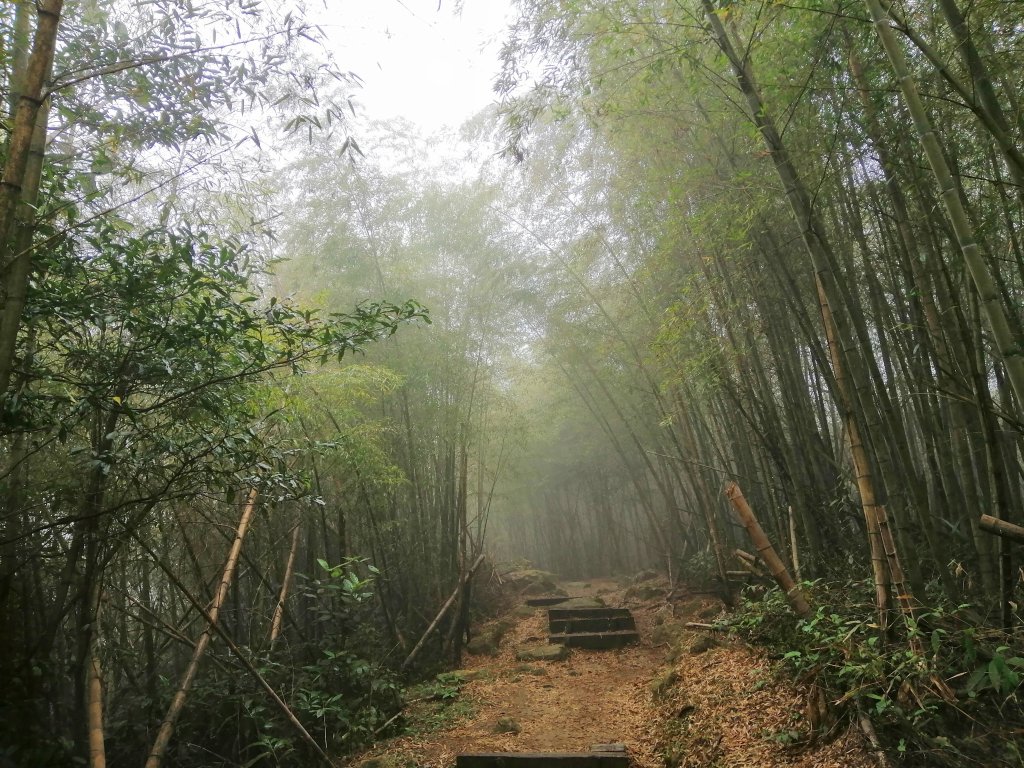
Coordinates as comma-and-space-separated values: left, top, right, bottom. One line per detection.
548, 630, 639, 650
525, 596, 574, 607
548, 615, 636, 634
547, 607, 632, 621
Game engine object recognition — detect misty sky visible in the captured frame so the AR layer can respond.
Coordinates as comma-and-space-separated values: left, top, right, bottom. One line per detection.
319, 1, 515, 131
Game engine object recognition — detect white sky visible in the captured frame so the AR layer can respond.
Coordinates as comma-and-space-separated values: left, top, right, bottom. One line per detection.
316, 1, 516, 132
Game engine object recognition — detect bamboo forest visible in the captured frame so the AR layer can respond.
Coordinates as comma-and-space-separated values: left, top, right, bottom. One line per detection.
2, 0, 1024, 766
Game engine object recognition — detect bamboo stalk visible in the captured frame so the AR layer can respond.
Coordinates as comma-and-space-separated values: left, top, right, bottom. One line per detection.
269, 523, 301, 646
135, 523, 332, 767
788, 507, 802, 582
145, 490, 258, 768
87, 640, 106, 768
979, 514, 1024, 545
402, 553, 486, 671
724, 482, 811, 618
863, 0, 1024, 420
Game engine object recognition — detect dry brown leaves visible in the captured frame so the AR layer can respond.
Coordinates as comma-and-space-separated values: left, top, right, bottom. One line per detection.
347, 579, 881, 768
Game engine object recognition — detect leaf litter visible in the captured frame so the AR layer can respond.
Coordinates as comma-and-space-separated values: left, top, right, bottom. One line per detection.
348, 578, 879, 768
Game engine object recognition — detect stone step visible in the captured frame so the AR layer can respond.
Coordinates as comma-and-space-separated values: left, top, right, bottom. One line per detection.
457, 754, 628, 768
547, 607, 632, 621
548, 629, 640, 649
549, 615, 636, 634
525, 596, 574, 607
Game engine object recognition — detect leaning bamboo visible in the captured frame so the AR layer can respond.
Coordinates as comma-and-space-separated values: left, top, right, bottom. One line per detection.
979, 515, 1024, 545
269, 523, 301, 646
135, 525, 331, 767
145, 490, 258, 768
401, 553, 486, 671
724, 482, 812, 618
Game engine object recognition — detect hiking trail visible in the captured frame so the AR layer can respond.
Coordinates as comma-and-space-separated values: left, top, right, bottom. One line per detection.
354, 577, 877, 768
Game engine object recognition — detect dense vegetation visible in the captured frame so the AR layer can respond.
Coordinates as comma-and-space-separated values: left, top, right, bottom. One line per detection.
1, 0, 1022, 766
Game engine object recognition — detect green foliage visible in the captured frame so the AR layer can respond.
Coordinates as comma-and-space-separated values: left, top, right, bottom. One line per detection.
165, 647, 403, 768
729, 582, 1024, 766
404, 672, 476, 735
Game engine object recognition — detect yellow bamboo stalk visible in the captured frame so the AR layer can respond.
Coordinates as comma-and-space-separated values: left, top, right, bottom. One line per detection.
87, 641, 106, 768
725, 482, 811, 618
269, 523, 301, 646
145, 490, 258, 768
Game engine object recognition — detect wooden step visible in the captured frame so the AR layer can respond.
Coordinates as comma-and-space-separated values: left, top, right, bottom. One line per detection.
548, 629, 639, 649
525, 596, 574, 607
548, 615, 637, 634
547, 607, 632, 621
457, 754, 628, 768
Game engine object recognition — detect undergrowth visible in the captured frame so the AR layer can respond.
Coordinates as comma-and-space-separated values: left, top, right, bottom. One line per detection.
727, 580, 1024, 766
403, 671, 477, 735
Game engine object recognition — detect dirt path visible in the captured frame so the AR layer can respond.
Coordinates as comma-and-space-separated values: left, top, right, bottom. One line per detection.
355, 577, 877, 768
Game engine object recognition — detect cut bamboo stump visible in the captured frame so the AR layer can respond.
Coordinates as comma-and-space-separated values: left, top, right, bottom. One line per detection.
980, 514, 1024, 545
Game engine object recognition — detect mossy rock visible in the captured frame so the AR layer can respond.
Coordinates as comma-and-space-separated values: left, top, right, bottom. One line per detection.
632, 569, 659, 583
491, 619, 514, 642
466, 636, 499, 656
494, 717, 521, 734
505, 569, 561, 594
513, 663, 548, 676
557, 596, 605, 609
513, 605, 536, 617
516, 643, 569, 662
625, 584, 666, 601
690, 635, 721, 655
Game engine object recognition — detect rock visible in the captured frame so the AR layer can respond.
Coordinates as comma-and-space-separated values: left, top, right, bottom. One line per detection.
690, 635, 721, 655
513, 605, 536, 617
556, 596, 605, 609
516, 643, 570, 662
493, 717, 521, 734
625, 584, 666, 601
466, 636, 499, 656
513, 664, 547, 676
633, 569, 659, 583
491, 619, 514, 641
504, 569, 563, 595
